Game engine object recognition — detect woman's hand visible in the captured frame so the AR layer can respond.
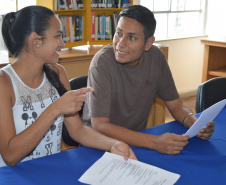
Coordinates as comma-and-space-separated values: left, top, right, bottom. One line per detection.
110, 141, 137, 161
53, 87, 94, 115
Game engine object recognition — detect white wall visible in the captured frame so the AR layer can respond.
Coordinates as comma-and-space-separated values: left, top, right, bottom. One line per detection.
156, 37, 205, 97
134, 0, 226, 97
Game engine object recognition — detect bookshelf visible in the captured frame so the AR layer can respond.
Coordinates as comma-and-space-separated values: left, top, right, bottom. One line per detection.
36, 0, 133, 48
201, 39, 226, 82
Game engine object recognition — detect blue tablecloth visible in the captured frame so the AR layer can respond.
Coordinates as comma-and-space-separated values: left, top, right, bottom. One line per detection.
0, 108, 226, 185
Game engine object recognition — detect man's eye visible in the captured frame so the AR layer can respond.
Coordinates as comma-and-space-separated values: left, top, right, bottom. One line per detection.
116, 32, 122, 37
130, 36, 136, 40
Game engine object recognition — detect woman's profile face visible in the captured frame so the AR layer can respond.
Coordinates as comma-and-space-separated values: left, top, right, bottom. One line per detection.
37, 16, 65, 64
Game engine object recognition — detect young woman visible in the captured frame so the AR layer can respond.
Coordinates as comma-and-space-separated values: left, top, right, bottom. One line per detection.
0, 5, 137, 167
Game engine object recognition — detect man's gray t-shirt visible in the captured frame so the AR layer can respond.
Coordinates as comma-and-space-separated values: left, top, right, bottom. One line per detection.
82, 44, 179, 131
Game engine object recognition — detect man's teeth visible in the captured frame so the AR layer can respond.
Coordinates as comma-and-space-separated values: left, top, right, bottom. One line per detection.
118, 50, 128, 55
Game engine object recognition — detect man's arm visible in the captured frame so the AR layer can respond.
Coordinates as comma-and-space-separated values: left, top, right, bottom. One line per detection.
91, 117, 189, 155
165, 98, 214, 140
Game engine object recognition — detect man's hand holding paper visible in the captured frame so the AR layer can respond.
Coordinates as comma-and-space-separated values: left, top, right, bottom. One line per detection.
197, 121, 215, 140
185, 99, 226, 138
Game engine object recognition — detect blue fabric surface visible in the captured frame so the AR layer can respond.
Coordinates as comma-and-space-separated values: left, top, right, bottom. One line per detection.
0, 108, 226, 185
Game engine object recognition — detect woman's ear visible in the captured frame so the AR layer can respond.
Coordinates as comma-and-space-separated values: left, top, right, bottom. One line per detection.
144, 36, 155, 51
28, 32, 43, 49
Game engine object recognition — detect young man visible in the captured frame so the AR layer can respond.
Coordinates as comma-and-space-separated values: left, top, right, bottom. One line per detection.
82, 5, 214, 155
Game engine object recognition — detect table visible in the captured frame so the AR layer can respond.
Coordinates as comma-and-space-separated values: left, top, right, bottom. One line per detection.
0, 108, 226, 185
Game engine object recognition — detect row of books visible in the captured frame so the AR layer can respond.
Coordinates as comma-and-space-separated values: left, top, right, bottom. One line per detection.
59, 15, 83, 43
54, 0, 83, 10
91, 0, 131, 8
91, 12, 119, 40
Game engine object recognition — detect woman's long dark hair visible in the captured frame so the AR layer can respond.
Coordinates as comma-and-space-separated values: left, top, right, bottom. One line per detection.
43, 64, 67, 96
2, 6, 67, 96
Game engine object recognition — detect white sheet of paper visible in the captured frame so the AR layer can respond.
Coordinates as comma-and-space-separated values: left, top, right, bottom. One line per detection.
79, 152, 180, 185
185, 99, 226, 138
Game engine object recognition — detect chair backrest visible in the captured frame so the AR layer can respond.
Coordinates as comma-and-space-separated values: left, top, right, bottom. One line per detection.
196, 77, 226, 113
69, 75, 88, 116
62, 75, 88, 147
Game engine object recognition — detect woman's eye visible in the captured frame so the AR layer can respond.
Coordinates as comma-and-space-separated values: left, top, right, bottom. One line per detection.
57, 35, 62, 39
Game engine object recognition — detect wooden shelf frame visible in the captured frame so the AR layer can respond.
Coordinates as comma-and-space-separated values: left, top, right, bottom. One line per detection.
201, 39, 226, 82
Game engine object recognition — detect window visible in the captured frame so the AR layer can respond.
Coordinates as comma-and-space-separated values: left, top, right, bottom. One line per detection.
0, 0, 36, 58
140, 0, 207, 40
0, 0, 36, 15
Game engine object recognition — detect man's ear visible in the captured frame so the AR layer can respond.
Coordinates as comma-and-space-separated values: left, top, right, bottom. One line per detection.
144, 36, 155, 51
28, 32, 43, 49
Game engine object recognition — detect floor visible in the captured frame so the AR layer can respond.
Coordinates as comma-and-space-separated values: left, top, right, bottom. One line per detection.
165, 96, 197, 123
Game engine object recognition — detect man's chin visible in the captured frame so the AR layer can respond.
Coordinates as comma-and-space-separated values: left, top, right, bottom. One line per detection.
116, 60, 130, 65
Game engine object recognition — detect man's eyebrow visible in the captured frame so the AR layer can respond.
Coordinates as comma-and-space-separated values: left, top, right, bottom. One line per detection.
116, 27, 138, 35
116, 27, 122, 31
128, 32, 138, 36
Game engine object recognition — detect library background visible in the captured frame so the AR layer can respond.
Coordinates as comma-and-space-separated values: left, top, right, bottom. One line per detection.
37, 0, 133, 48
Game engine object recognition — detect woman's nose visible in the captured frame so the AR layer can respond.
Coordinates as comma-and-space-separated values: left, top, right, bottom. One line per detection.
59, 38, 65, 48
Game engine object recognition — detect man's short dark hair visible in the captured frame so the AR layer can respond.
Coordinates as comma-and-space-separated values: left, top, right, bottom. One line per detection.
119, 5, 156, 41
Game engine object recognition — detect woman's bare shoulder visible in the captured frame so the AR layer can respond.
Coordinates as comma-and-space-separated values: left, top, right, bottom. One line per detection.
0, 69, 12, 88
0, 69, 14, 103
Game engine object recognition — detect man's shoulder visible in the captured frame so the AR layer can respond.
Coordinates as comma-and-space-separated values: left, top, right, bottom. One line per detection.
150, 44, 164, 54
91, 45, 115, 67
146, 44, 166, 60
95, 44, 114, 57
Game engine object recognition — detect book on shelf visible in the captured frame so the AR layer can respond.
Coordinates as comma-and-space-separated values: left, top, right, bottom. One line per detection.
59, 16, 69, 42
67, 17, 71, 42
102, 0, 106, 8
112, 11, 118, 35
91, 0, 128, 9
103, 13, 106, 40
99, 15, 103, 40
91, 0, 98, 8
112, 0, 119, 8
118, 0, 131, 8
118, 0, 121, 8
97, 0, 102, 8
75, 15, 80, 41
57, 0, 66, 10
58, 15, 83, 43
91, 12, 118, 41
72, 0, 78, 9
54, 0, 83, 10
95, 16, 99, 40
91, 12, 95, 40
79, 16, 83, 41
105, 16, 111, 40
107, 0, 113, 8
77, 0, 83, 9
120, 0, 127, 8
66, 0, 73, 9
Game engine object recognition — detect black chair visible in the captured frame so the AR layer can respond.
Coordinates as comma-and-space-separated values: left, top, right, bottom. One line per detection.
62, 75, 88, 146
196, 77, 226, 113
